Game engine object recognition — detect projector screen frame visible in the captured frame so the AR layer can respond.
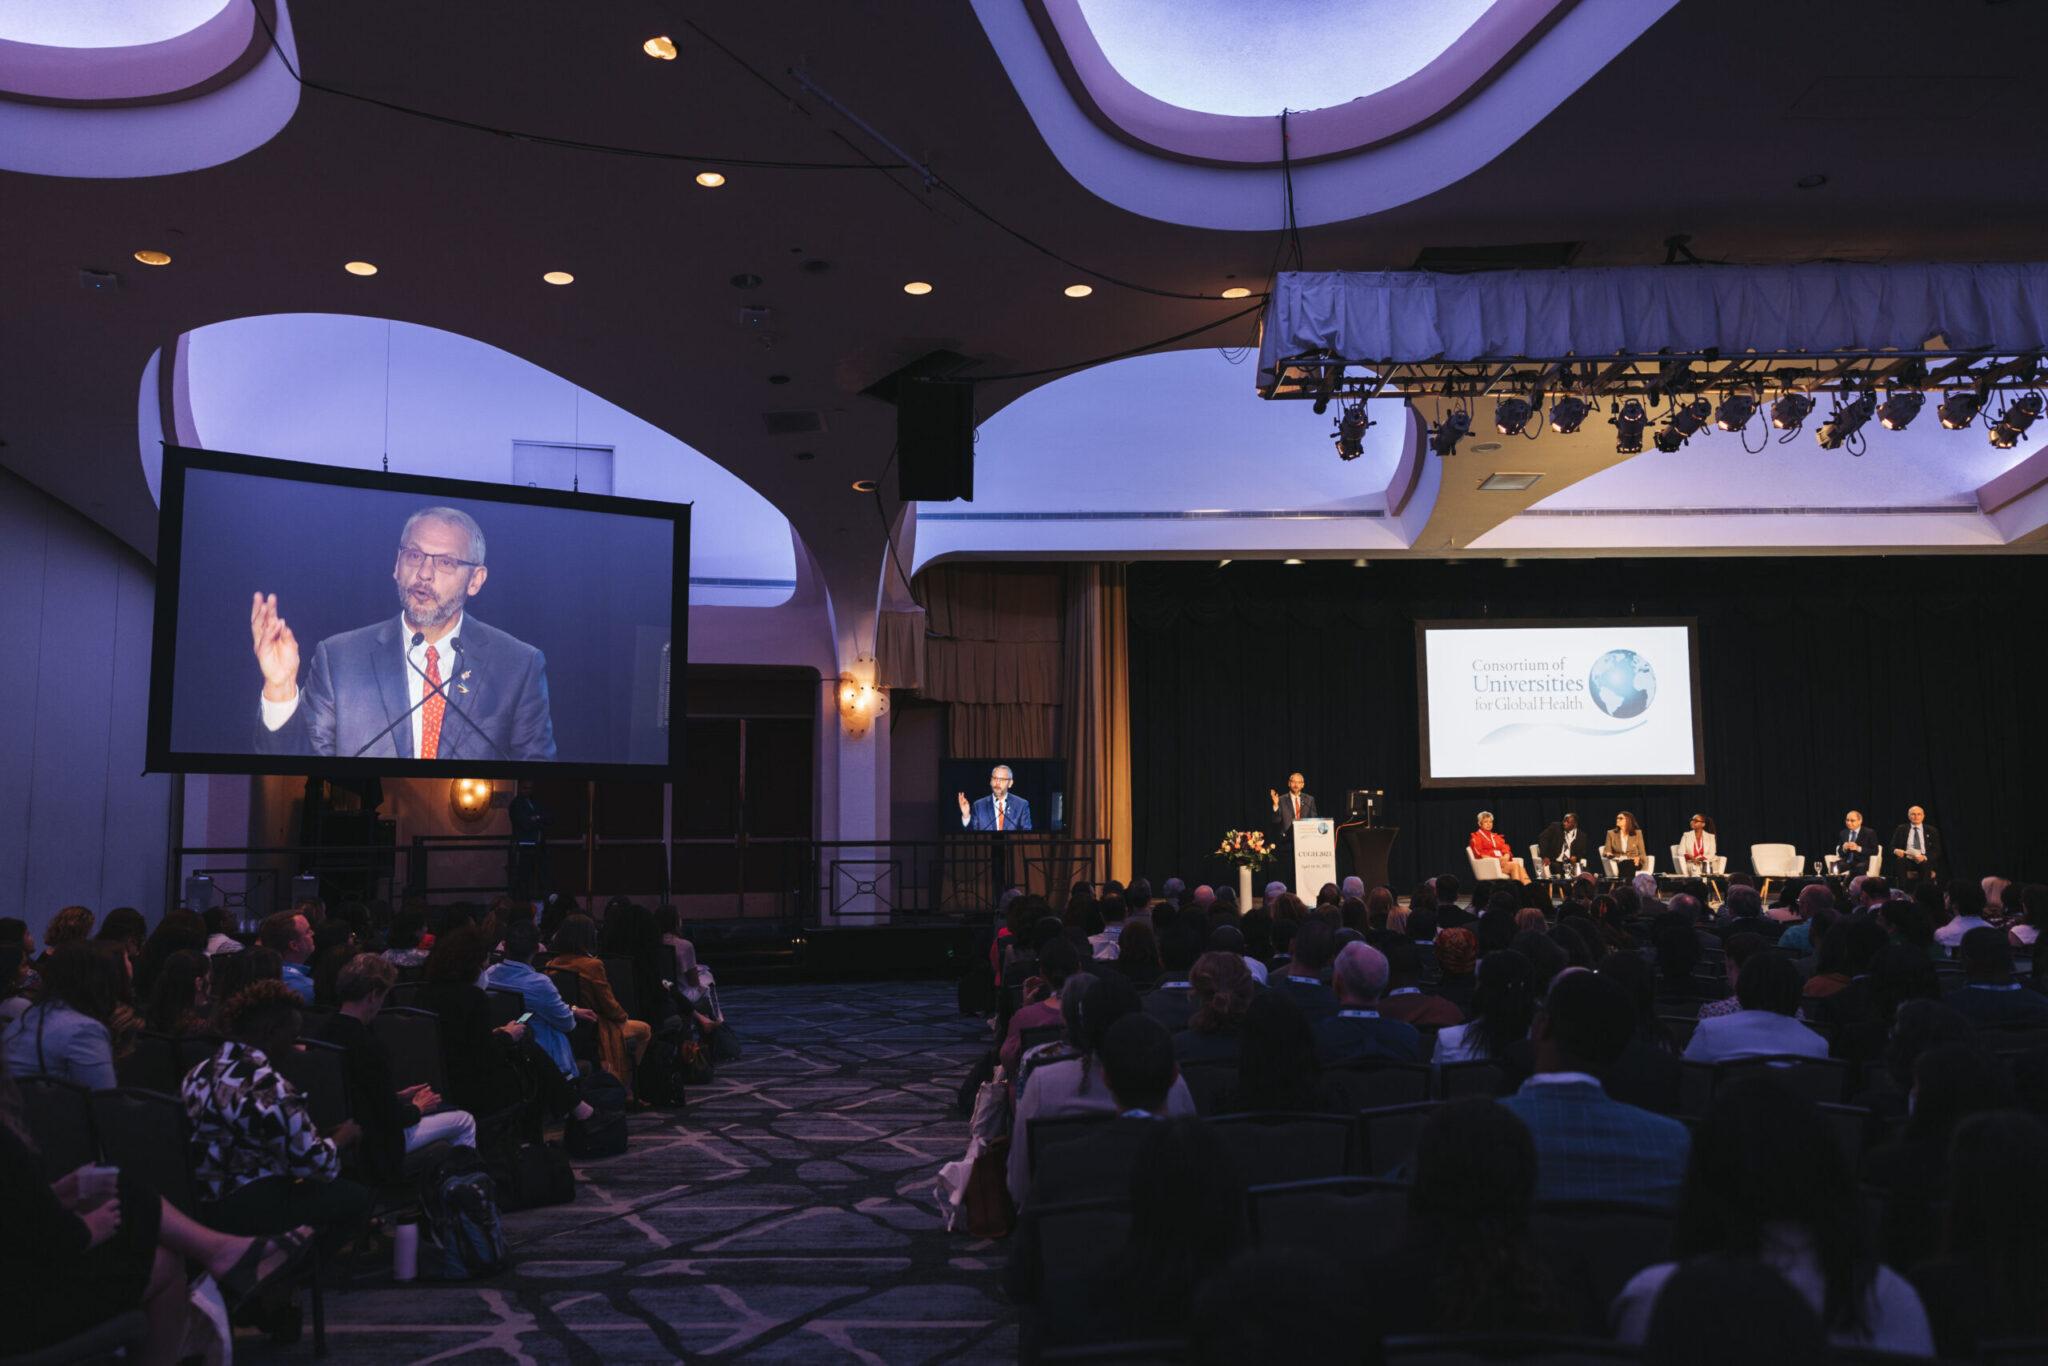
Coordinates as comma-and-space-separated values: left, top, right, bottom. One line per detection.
144, 443, 690, 781
1414, 616, 1706, 790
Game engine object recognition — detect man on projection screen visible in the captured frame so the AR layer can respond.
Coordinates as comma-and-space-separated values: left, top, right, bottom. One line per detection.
249, 505, 557, 761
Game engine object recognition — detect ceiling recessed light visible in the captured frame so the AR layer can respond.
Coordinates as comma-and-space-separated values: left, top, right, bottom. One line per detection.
132, 249, 171, 266
542, 270, 574, 285
343, 260, 378, 277
1352, 558, 1368, 568
851, 479, 878, 493
1283, 558, 1304, 565
1063, 284, 1093, 298
902, 281, 933, 296
1221, 286, 1252, 299
695, 171, 726, 188
643, 35, 677, 60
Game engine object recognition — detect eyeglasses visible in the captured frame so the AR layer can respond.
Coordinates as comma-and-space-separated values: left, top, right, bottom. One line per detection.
397, 546, 480, 577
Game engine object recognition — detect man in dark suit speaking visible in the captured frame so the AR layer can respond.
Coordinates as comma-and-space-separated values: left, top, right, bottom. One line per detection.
958, 764, 1032, 831
250, 505, 556, 761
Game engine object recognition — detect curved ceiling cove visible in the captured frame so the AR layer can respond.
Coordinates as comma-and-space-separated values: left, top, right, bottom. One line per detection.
163, 314, 798, 607
0, 0, 231, 48
1074, 0, 1494, 119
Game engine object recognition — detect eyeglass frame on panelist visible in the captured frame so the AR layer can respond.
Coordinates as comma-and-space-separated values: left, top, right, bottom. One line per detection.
396, 545, 482, 577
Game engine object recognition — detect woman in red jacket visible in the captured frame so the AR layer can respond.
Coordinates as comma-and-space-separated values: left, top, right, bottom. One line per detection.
1469, 812, 1531, 884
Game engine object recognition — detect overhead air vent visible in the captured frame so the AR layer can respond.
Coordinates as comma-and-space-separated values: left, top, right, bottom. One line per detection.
763, 409, 826, 436
1412, 241, 1581, 273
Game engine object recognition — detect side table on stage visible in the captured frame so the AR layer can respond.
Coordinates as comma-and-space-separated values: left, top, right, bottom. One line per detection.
1338, 822, 1399, 892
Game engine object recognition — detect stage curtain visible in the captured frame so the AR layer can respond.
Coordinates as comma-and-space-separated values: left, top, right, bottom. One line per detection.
917, 564, 1064, 757
1127, 557, 2048, 892
1061, 563, 1133, 883
875, 606, 926, 691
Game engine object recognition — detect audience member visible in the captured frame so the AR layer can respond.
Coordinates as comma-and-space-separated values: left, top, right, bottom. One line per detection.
1375, 935, 1462, 1028
1175, 951, 1254, 1063
1943, 927, 2048, 1026
1272, 919, 1338, 1021
545, 914, 653, 1102
1639, 1254, 1827, 1366
426, 924, 559, 1120
316, 954, 476, 1183
42, 905, 96, 957
94, 907, 148, 963
1908, 1110, 2048, 1358
1696, 931, 1768, 1020
1314, 941, 1423, 1064
1142, 928, 1201, 1033
1934, 880, 1991, 949
597, 899, 674, 1027
1086, 1117, 1246, 1342
2, 941, 125, 1088
1432, 927, 1479, 1012
257, 911, 316, 1004
1613, 1077, 1932, 1354
142, 949, 214, 1037
1499, 970, 1690, 1209
1224, 990, 1342, 1114
1433, 949, 1535, 1065
1776, 883, 1836, 951
1593, 951, 1684, 1115
999, 935, 1082, 1073
1110, 919, 1161, 986
1861, 1043, 2012, 1269
133, 909, 207, 1000
1682, 953, 1829, 1061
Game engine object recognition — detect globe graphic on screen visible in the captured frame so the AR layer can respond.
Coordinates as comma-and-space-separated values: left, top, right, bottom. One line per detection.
1588, 649, 1657, 719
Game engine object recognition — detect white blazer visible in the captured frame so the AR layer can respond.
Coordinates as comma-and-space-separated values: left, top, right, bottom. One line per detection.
1682, 1009, 1830, 1063
1675, 831, 1718, 864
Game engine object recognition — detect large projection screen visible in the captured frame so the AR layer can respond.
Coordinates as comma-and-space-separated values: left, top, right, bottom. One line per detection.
146, 445, 688, 780
1416, 619, 1704, 788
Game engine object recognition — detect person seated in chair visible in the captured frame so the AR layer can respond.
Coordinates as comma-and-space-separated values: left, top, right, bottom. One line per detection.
317, 954, 476, 1183
1273, 919, 1339, 1022
1943, 928, 2048, 1028
1141, 927, 1202, 1034
1682, 954, 1830, 1062
1470, 812, 1531, 885
1314, 942, 1423, 1065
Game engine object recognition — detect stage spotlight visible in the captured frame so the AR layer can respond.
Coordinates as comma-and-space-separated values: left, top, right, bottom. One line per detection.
1771, 392, 1815, 430
1333, 403, 1370, 460
1989, 391, 2044, 449
1652, 425, 1686, 454
1548, 395, 1590, 433
1494, 396, 1533, 436
1877, 390, 1926, 431
1611, 398, 1648, 454
1714, 393, 1757, 432
1939, 391, 1984, 429
1431, 410, 1471, 457
1669, 396, 1712, 439
1814, 392, 1876, 450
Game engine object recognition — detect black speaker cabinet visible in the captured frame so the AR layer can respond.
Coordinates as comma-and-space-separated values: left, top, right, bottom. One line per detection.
896, 378, 975, 502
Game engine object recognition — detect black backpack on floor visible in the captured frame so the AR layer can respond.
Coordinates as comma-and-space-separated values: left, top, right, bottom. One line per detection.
635, 1021, 691, 1109
484, 1138, 577, 1210
564, 1070, 629, 1159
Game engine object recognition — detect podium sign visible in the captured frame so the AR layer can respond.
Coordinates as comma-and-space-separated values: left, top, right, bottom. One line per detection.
1293, 818, 1337, 898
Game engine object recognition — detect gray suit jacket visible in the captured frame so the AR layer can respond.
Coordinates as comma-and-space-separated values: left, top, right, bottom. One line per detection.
255, 614, 556, 761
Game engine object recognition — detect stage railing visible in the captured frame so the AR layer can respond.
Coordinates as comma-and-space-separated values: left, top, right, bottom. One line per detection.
167, 832, 1109, 930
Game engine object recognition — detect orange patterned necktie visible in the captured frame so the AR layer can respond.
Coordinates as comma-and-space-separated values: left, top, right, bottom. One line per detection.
420, 644, 445, 759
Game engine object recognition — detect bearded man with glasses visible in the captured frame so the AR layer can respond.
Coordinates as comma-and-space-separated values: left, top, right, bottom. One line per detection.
250, 505, 557, 760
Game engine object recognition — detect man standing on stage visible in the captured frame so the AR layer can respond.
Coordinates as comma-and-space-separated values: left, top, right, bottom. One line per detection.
959, 764, 1032, 831
1890, 805, 1943, 883
1268, 772, 1317, 835
1835, 810, 1876, 875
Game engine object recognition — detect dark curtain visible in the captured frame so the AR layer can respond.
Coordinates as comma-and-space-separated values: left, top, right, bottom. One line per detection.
1128, 556, 2048, 892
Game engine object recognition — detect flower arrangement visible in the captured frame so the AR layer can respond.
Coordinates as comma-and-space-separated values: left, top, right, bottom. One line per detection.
1215, 829, 1276, 870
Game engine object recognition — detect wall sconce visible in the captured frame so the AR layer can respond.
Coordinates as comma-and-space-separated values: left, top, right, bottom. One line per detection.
450, 777, 493, 823
837, 656, 889, 737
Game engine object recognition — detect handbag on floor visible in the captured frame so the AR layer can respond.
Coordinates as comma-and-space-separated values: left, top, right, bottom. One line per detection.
565, 1070, 630, 1159
485, 1138, 577, 1210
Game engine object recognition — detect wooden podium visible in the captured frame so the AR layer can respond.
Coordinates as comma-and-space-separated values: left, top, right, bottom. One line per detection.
1338, 822, 1399, 891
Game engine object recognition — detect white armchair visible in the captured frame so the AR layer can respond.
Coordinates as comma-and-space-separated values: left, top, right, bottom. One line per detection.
1668, 845, 1728, 876
1601, 852, 1654, 880
1749, 844, 1804, 879
1466, 849, 1503, 882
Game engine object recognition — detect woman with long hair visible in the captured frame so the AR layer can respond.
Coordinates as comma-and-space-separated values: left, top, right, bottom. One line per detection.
546, 914, 653, 1103
142, 949, 213, 1036
1431, 949, 1536, 1065
1225, 989, 1339, 1114
1111, 918, 1161, 986
1, 941, 127, 1087
1612, 1077, 1933, 1353
597, 898, 674, 1026
1089, 1117, 1247, 1339
1177, 951, 1254, 1062
1605, 811, 1647, 880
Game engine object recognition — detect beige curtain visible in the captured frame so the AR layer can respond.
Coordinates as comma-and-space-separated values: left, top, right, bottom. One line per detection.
1060, 564, 1133, 883
917, 565, 1063, 759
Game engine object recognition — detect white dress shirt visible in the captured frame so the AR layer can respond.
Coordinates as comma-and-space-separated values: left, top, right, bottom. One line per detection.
1935, 913, 1990, 947
1681, 1009, 1830, 1062
260, 613, 463, 757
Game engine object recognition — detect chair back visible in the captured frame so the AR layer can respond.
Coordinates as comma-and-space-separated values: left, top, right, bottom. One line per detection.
1466, 850, 1503, 882
271, 1036, 352, 1131
1209, 1111, 1357, 1183
1322, 1060, 1430, 1110
1247, 1175, 1409, 1272
1031, 1199, 1133, 1343
1749, 844, 1802, 878
175, 1034, 222, 1075
1817, 1102, 1874, 1165
1018, 1023, 1066, 1057
1358, 1101, 1439, 1177
547, 968, 584, 1007
1436, 1058, 1505, 1099
485, 986, 527, 1029
90, 1087, 196, 1212
1529, 1199, 1675, 1307
1658, 1015, 1701, 1050
370, 1006, 445, 1091
1177, 1057, 1238, 1116
1028, 1112, 1116, 1182
385, 981, 422, 1009
1032, 1116, 1150, 1205
1713, 1054, 1853, 1105
119, 1030, 188, 1095
602, 955, 642, 1020
17, 1074, 97, 1179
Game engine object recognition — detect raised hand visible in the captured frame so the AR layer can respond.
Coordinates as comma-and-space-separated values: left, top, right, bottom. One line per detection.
1269, 788, 1280, 807
250, 592, 301, 702
957, 792, 971, 818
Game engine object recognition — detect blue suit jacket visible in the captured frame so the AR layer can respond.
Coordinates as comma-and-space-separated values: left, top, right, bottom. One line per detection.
1497, 1079, 1691, 1210
255, 614, 556, 761
967, 794, 1031, 831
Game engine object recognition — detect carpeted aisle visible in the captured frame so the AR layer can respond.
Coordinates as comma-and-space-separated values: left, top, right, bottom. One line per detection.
248, 982, 1016, 1364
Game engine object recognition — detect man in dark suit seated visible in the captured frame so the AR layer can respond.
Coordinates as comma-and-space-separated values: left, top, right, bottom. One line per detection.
1498, 971, 1691, 1210
1833, 810, 1877, 876
1889, 805, 1943, 884
1536, 811, 1587, 876
251, 505, 556, 761
1944, 929, 2048, 1028
1274, 920, 1340, 1023
1314, 942, 1423, 1065
1141, 928, 1201, 1034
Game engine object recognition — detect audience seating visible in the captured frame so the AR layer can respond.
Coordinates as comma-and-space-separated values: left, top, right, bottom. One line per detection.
1748, 844, 1804, 881
1177, 1058, 1237, 1116
602, 955, 641, 1020
547, 970, 602, 1062
1247, 1175, 1409, 1271
272, 1036, 352, 1132
1712, 1054, 1855, 1105
1667, 845, 1728, 876
1358, 1101, 1439, 1177
89, 1087, 196, 1214
370, 1005, 446, 1091
1322, 1059, 1430, 1109
1027, 1114, 1121, 1198
485, 986, 527, 1029
1382, 1332, 1638, 1364
115, 1030, 187, 1095
1528, 1199, 1675, 1308
17, 1074, 97, 1180
385, 981, 423, 1009
1656, 1015, 1700, 1050
1017, 1023, 1066, 1058
1436, 1058, 1505, 1099
1025, 1197, 1132, 1352
1465, 850, 1503, 883
1208, 1112, 1356, 1184
1816, 1102, 1875, 1165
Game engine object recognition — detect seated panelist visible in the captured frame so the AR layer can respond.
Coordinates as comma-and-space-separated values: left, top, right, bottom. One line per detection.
1604, 812, 1647, 879
1469, 812, 1531, 885
1676, 814, 1718, 875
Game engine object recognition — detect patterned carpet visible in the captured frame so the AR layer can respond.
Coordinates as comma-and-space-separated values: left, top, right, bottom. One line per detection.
244, 982, 1016, 1365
